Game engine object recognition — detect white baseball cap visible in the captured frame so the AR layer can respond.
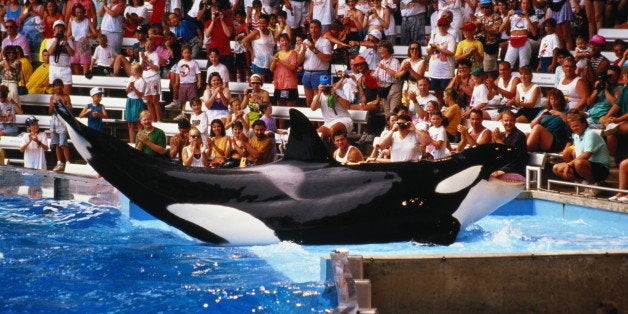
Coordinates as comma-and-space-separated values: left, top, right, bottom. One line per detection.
53, 20, 66, 28
90, 87, 103, 96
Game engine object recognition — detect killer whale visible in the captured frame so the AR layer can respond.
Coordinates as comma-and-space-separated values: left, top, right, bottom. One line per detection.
55, 102, 524, 245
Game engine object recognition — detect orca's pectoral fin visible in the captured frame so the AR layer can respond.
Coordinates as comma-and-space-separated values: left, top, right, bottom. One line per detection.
283, 108, 333, 163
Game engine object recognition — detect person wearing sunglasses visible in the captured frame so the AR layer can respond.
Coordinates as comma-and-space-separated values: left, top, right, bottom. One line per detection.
182, 127, 209, 168
1, 20, 30, 59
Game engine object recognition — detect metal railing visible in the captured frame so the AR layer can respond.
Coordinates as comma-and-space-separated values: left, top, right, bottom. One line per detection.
547, 179, 628, 196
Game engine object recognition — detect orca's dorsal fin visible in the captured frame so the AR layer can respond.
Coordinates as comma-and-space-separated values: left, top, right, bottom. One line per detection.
283, 109, 333, 163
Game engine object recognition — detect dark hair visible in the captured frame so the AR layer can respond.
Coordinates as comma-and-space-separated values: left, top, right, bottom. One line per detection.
259, 14, 269, 22
393, 104, 409, 115
612, 39, 626, 49
546, 88, 567, 111
498, 60, 512, 68
407, 41, 422, 58
555, 48, 572, 58
277, 33, 290, 42
397, 114, 412, 122
189, 98, 202, 107
178, 119, 191, 129
232, 121, 244, 130
457, 59, 473, 68
210, 119, 226, 136
377, 40, 394, 55
469, 108, 484, 118
310, 19, 322, 27
566, 110, 587, 125
543, 18, 556, 27
430, 111, 448, 127
2, 45, 16, 59
501, 109, 516, 119
0, 85, 8, 98
259, 103, 271, 113
208, 72, 222, 83
332, 129, 347, 139
278, 10, 287, 18
252, 119, 266, 128
52, 78, 64, 86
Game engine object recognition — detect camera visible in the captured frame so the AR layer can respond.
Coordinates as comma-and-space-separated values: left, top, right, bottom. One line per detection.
367, 9, 373, 15
397, 122, 409, 129
213, 12, 220, 17
595, 73, 608, 90
55, 32, 64, 40
514, 9, 522, 14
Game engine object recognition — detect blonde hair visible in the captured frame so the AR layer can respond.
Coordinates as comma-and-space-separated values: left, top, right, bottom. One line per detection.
131, 64, 143, 75
139, 110, 152, 120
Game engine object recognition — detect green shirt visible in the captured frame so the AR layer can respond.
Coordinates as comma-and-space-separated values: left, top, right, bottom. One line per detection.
136, 127, 166, 156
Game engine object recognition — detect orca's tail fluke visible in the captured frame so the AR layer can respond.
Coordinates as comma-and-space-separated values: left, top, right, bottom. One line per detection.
283, 108, 334, 163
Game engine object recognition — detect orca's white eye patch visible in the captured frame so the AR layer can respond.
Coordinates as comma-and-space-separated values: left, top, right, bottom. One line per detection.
435, 165, 482, 194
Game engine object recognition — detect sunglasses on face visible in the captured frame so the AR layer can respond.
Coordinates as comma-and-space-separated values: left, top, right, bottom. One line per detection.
251, 82, 262, 85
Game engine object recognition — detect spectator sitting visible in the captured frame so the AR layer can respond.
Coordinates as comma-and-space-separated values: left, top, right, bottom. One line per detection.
406, 77, 438, 121
135, 110, 167, 157
600, 68, 628, 160
168, 119, 191, 163
457, 108, 493, 152
207, 119, 231, 168
509, 66, 543, 123
240, 74, 269, 125
422, 111, 451, 160
527, 88, 570, 153
181, 127, 208, 168
557, 56, 589, 111
332, 129, 364, 164
0, 85, 23, 136
19, 117, 49, 170
464, 67, 490, 120
552, 111, 611, 196
608, 159, 627, 202
188, 98, 209, 145
202, 72, 232, 124
396, 41, 427, 101
370, 114, 398, 160
442, 88, 462, 143
90, 34, 117, 77
585, 65, 622, 126
492, 109, 528, 176
415, 100, 439, 131
487, 61, 520, 115
0, 46, 23, 105
349, 29, 381, 71
226, 99, 250, 134
611, 40, 627, 68
446, 60, 473, 110
78, 87, 108, 133
26, 49, 53, 94
246, 120, 275, 166
376, 114, 427, 162
112, 25, 148, 77
311, 74, 353, 141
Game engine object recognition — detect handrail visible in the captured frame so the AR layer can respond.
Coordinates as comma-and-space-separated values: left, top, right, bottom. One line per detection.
547, 179, 628, 195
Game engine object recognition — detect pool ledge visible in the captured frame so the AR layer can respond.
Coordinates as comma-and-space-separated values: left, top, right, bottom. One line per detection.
518, 190, 628, 214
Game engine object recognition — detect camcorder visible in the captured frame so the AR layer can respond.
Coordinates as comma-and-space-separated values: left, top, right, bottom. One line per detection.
397, 121, 409, 129
595, 73, 609, 90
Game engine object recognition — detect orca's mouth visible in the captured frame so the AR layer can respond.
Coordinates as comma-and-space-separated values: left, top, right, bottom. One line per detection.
490, 173, 526, 185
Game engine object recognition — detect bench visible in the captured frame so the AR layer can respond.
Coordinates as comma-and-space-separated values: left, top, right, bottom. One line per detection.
20, 94, 129, 118
71, 75, 172, 93
597, 28, 628, 42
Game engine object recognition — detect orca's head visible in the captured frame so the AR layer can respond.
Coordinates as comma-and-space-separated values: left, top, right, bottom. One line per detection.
431, 144, 525, 229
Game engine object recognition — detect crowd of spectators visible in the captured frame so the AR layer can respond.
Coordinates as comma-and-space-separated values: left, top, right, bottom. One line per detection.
0, 0, 626, 199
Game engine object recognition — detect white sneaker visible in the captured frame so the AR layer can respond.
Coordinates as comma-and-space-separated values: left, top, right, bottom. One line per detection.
52, 162, 66, 172
165, 101, 180, 110
618, 196, 628, 202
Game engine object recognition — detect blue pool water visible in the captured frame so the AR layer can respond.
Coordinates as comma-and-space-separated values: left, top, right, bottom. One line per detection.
1, 176, 627, 312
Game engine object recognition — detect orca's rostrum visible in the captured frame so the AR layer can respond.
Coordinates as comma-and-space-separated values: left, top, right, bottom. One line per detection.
55, 102, 524, 246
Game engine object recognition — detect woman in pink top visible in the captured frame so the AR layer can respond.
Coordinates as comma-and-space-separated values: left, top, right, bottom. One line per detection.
270, 33, 298, 108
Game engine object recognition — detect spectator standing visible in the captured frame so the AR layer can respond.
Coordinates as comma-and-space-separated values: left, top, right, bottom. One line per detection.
422, 111, 450, 160
68, 4, 98, 76
309, 0, 334, 32
2, 20, 30, 59
98, 0, 125, 53
122, 0, 148, 37
363, 0, 390, 34
135, 110, 167, 157
399, 0, 427, 45
553, 112, 611, 196
48, 79, 73, 172
167, 12, 201, 58
170, 45, 202, 120
188, 98, 209, 144
19, 0, 44, 60
374, 40, 402, 117
26, 49, 53, 94
47, 20, 75, 96
427, 17, 456, 101
498, 0, 538, 68
242, 14, 275, 82
19, 117, 48, 170
140, 37, 162, 122
298, 20, 332, 108
202, 72, 232, 124
547, 0, 574, 50
124, 64, 145, 143
283, 0, 309, 31
204, 3, 234, 69
473, 0, 501, 75
536, 18, 561, 73
455, 22, 484, 70
79, 87, 108, 132
270, 33, 298, 107
442, 87, 462, 142
39, 1, 62, 62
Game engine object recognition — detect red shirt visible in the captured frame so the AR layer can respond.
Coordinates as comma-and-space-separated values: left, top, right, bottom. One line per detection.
204, 18, 233, 56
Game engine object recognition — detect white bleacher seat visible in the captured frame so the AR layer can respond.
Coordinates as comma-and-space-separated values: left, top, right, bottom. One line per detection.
20, 94, 129, 117
597, 28, 628, 42
526, 153, 548, 190
71, 75, 171, 93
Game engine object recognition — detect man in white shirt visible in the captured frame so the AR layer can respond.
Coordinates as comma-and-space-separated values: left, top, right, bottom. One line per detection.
298, 20, 332, 108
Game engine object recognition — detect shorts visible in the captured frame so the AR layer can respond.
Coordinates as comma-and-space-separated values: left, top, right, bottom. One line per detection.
590, 162, 610, 182
538, 57, 553, 73
50, 131, 69, 146
70, 41, 92, 65
178, 82, 198, 104
144, 74, 161, 96
49, 65, 73, 85
125, 98, 145, 122
251, 64, 270, 77
322, 117, 353, 134
302, 71, 329, 90
429, 78, 451, 91
273, 88, 298, 101
516, 107, 542, 122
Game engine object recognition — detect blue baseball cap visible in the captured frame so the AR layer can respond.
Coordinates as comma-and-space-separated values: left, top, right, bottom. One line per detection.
319, 74, 331, 86
25, 116, 39, 126
479, 0, 493, 5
